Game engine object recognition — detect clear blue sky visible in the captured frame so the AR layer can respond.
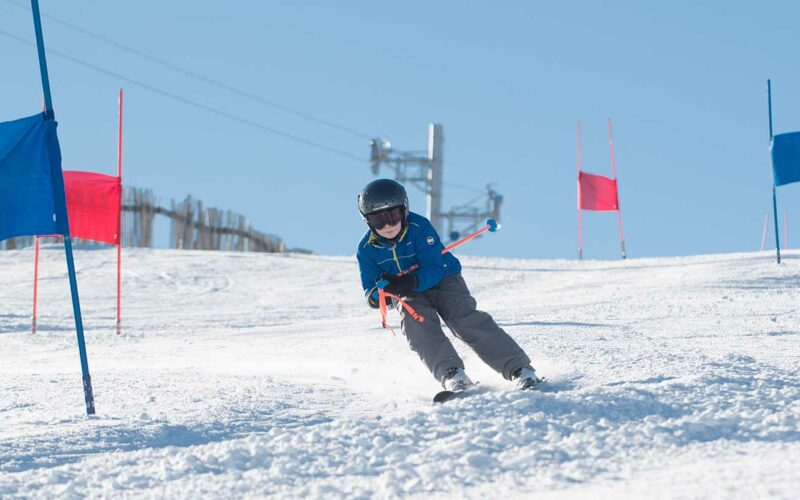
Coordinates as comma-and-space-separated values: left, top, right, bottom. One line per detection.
2, 0, 800, 259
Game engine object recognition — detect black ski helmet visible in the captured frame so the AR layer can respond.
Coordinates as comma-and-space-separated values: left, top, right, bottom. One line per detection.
358, 178, 409, 225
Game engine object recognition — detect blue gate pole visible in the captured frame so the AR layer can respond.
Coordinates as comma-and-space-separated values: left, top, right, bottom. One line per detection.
30, 0, 53, 118
31, 0, 96, 414
62, 223, 96, 415
768, 79, 781, 264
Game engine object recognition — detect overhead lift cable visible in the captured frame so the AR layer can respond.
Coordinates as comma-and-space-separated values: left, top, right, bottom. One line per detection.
0, 28, 366, 162
2, 0, 371, 140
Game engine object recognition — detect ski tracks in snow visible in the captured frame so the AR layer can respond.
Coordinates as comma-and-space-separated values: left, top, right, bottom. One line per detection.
1, 249, 799, 497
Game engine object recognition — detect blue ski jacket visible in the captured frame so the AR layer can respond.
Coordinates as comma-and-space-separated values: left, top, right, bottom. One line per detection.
357, 211, 462, 295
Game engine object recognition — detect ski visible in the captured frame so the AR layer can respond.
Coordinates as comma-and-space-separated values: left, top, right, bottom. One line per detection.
433, 377, 547, 403
433, 382, 481, 403
433, 389, 476, 403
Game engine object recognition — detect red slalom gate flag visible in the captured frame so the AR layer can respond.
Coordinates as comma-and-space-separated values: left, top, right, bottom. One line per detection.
578, 171, 619, 211
63, 171, 121, 244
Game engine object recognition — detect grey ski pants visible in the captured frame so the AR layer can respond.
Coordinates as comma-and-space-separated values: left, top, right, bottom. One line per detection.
398, 274, 531, 382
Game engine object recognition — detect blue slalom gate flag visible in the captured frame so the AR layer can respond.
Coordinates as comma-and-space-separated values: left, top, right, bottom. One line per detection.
0, 112, 69, 241
770, 131, 800, 187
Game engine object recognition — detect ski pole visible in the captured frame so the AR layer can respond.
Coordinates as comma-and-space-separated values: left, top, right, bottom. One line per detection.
378, 289, 424, 336
443, 218, 500, 254
398, 219, 501, 275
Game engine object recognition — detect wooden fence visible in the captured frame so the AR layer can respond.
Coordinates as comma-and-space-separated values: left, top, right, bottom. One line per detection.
1, 186, 285, 253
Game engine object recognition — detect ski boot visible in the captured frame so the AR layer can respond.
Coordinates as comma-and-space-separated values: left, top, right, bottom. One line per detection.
442, 367, 474, 392
512, 366, 545, 390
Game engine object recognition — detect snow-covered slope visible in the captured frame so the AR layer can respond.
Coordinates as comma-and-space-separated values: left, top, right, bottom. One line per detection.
1, 247, 798, 498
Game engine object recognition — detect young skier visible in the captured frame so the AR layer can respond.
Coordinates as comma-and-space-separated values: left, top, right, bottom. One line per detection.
356, 178, 543, 393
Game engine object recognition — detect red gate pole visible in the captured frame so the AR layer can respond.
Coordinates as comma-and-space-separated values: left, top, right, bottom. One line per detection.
785, 208, 789, 250
577, 121, 583, 260
32, 100, 45, 334
116, 89, 123, 335
608, 119, 627, 259
32, 236, 40, 333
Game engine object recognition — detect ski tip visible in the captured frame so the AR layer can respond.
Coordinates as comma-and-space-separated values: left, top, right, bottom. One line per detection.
433, 390, 455, 403
433, 383, 480, 403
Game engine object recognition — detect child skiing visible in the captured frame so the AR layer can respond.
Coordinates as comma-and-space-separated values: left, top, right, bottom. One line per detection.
356, 179, 543, 394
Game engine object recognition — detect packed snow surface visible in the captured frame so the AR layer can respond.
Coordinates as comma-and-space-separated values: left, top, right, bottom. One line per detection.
1, 247, 799, 498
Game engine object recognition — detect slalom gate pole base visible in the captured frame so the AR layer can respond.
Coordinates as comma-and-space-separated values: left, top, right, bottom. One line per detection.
83, 374, 96, 415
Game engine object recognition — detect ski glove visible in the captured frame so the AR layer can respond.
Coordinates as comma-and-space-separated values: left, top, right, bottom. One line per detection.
378, 272, 418, 297
366, 286, 399, 309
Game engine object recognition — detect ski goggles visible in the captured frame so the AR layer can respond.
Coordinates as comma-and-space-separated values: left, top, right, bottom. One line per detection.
366, 206, 405, 230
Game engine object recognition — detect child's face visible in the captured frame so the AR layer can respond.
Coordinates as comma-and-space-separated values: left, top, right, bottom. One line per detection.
376, 220, 402, 239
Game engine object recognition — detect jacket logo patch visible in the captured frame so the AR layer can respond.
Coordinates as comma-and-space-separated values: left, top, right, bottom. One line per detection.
426, 236, 435, 245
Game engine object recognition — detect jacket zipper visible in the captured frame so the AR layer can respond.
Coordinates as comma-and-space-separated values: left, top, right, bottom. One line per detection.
391, 245, 402, 273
